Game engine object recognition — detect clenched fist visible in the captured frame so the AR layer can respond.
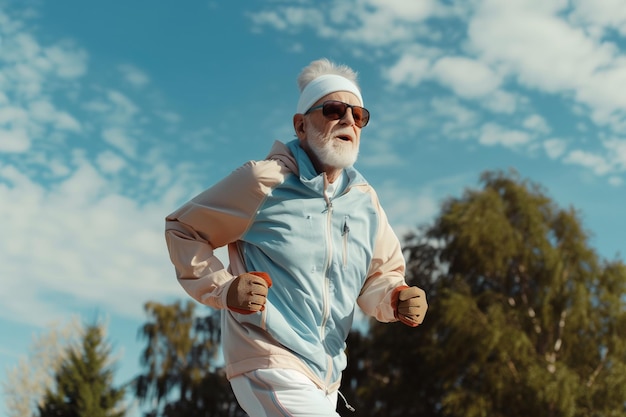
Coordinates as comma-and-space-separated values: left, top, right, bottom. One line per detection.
395, 286, 427, 327
227, 272, 272, 315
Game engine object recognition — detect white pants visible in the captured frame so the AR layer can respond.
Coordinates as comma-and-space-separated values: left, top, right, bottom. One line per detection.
230, 368, 340, 417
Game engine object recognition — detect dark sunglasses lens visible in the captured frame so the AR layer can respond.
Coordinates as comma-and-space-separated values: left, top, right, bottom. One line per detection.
322, 101, 347, 120
352, 107, 369, 127
321, 101, 370, 127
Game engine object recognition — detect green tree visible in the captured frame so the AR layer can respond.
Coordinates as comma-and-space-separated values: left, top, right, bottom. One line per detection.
356, 170, 626, 417
3, 317, 82, 417
134, 300, 244, 417
37, 322, 127, 417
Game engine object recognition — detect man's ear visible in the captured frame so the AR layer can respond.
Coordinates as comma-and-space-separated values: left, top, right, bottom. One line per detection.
293, 114, 306, 140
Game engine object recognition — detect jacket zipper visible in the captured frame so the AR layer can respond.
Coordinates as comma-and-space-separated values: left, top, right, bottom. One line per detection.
320, 196, 333, 341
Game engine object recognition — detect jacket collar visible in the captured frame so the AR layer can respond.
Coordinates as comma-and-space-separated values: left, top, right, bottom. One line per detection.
276, 139, 367, 195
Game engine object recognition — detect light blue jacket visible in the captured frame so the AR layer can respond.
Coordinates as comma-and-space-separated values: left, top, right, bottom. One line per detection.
166, 139, 408, 392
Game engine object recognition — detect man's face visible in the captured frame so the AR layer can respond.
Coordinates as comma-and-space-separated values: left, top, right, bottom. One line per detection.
297, 91, 363, 172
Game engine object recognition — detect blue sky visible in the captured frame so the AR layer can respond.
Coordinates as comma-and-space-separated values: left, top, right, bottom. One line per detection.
1, 0, 625, 414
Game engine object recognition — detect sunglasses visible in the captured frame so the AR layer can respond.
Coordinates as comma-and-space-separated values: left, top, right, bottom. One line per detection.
304, 100, 370, 128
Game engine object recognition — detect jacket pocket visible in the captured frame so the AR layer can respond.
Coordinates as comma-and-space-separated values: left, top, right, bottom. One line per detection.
341, 216, 350, 269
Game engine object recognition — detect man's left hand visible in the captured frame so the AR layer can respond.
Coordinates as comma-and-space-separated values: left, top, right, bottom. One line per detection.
396, 286, 428, 327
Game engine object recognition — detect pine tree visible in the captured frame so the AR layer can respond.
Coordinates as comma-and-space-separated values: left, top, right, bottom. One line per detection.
3, 317, 82, 417
37, 322, 127, 417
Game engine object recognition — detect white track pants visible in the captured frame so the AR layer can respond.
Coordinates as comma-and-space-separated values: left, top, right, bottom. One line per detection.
230, 368, 340, 417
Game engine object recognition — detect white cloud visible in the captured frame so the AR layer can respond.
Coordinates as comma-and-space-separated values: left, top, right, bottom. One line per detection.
102, 128, 137, 158
0, 105, 28, 125
47, 158, 72, 178
431, 97, 478, 126
570, 0, 626, 37
106, 90, 139, 123
469, 4, 605, 90
479, 123, 533, 148
563, 149, 612, 175
29, 99, 81, 132
543, 138, 567, 159
84, 89, 142, 128
154, 110, 181, 124
384, 53, 432, 87
83, 98, 110, 114
45, 42, 88, 79
0, 28, 87, 100
0, 10, 21, 35
383, 47, 516, 117
96, 150, 127, 174
118, 64, 150, 87
579, 63, 626, 125
0, 127, 30, 152
0, 159, 183, 327
480, 90, 518, 114
366, 0, 437, 21
0, 3, 190, 293
468, 0, 626, 132
248, 0, 450, 47
430, 96, 479, 140
0, 100, 79, 153
432, 56, 501, 98
0, 7, 87, 168
2, 32, 40, 62
604, 138, 626, 170
6, 63, 44, 97
248, 7, 324, 33
523, 114, 551, 134
338, 5, 424, 46
248, 10, 290, 31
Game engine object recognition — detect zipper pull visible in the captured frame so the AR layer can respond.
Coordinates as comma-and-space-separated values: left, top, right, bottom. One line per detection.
342, 219, 350, 236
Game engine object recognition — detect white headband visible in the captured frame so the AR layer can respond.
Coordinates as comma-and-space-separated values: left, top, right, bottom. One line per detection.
296, 74, 363, 114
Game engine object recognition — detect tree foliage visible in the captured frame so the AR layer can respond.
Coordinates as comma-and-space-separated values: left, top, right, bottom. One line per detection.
347, 169, 626, 417
134, 300, 244, 417
3, 317, 83, 417
37, 322, 126, 417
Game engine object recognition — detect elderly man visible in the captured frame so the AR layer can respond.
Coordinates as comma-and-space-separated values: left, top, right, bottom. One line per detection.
165, 58, 427, 417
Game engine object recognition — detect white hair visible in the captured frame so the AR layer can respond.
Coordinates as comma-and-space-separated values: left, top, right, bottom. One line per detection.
297, 58, 360, 93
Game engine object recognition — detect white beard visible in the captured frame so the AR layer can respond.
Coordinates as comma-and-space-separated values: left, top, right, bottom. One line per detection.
307, 126, 359, 169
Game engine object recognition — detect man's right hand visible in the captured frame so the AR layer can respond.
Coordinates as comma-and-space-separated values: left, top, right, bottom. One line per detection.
227, 272, 272, 314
